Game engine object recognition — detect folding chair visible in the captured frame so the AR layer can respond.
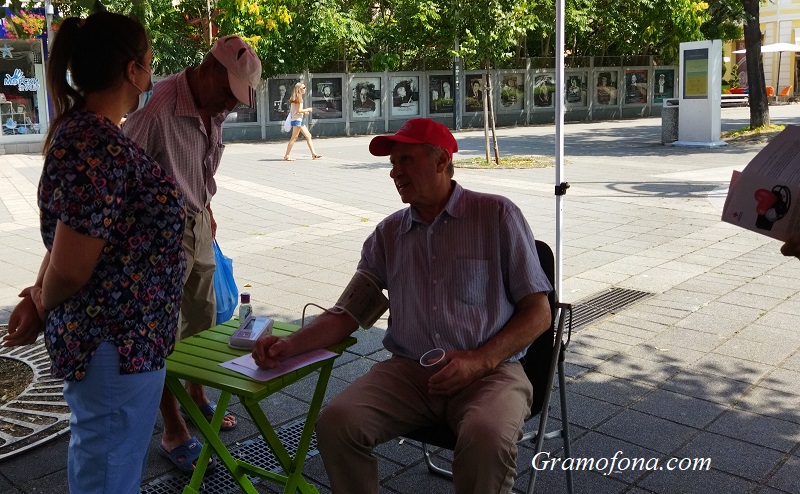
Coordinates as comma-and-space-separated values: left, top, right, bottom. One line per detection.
402, 240, 575, 494
777, 85, 792, 103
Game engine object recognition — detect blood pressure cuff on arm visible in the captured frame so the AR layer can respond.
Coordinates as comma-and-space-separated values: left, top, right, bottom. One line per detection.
332, 270, 389, 329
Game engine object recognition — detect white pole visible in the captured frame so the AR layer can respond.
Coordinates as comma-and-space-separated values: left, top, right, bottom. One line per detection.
775, 1, 782, 88
45, 0, 54, 51
555, 0, 566, 301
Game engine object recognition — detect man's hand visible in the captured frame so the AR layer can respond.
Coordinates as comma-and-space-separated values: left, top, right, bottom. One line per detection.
251, 335, 292, 369
3, 289, 45, 347
427, 350, 491, 396
207, 206, 217, 238
780, 237, 800, 259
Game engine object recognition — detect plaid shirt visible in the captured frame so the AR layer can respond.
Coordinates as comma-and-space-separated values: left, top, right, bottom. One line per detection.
357, 182, 552, 362
124, 70, 227, 214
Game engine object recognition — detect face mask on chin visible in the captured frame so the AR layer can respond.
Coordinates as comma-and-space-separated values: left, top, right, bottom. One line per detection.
136, 84, 153, 112
130, 79, 153, 114
130, 63, 154, 114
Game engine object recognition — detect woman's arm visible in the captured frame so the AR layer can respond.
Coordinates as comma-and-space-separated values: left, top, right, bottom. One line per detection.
41, 221, 105, 310
291, 102, 312, 117
3, 253, 51, 346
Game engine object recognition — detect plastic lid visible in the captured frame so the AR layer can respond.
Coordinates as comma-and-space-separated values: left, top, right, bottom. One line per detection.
240, 292, 250, 304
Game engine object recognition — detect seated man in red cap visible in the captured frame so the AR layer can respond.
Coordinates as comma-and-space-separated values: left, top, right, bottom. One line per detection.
252, 118, 552, 494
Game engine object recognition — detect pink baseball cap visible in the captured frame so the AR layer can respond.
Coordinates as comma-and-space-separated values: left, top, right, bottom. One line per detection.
369, 118, 458, 161
210, 35, 262, 108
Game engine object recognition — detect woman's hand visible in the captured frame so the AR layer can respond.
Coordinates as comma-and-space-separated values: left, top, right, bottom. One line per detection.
22, 286, 47, 322
3, 289, 46, 347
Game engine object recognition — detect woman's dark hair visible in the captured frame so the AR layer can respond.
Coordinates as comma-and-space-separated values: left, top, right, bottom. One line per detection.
43, 12, 148, 154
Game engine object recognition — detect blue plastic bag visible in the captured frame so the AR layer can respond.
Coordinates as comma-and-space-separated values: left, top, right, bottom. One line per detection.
213, 239, 238, 324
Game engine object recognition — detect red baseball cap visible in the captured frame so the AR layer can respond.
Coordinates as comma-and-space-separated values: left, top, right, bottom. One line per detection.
210, 35, 262, 109
369, 118, 458, 161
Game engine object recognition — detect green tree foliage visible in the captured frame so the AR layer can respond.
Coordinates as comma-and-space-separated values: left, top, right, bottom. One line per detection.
11, 0, 754, 77
213, 0, 369, 76
33, 0, 206, 75
129, 0, 207, 74
703, 0, 745, 42
457, 0, 540, 68
528, 0, 712, 64
365, 0, 450, 71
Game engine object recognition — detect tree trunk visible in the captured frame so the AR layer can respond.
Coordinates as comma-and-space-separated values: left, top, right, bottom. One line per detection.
206, 0, 213, 45
743, 0, 770, 128
541, 35, 551, 57
482, 73, 490, 163
486, 73, 500, 165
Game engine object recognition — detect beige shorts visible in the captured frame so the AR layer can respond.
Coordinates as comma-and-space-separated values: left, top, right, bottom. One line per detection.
177, 208, 217, 340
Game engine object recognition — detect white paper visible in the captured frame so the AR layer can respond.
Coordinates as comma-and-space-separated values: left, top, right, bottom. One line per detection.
219, 349, 339, 382
721, 125, 800, 241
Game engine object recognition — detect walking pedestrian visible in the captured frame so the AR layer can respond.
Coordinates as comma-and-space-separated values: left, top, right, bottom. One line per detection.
284, 82, 321, 161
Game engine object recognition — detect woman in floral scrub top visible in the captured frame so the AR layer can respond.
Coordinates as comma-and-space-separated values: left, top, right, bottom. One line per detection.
3, 13, 185, 494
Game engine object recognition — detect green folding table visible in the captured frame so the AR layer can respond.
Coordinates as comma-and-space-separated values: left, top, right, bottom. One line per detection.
164, 319, 356, 494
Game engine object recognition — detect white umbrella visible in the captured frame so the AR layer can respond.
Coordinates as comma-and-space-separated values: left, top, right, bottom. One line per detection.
732, 42, 800, 54
732, 42, 800, 90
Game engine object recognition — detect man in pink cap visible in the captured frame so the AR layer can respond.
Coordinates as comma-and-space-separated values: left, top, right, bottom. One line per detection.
252, 118, 552, 493
124, 35, 261, 472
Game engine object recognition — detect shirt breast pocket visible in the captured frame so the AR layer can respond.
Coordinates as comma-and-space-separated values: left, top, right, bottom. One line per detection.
455, 259, 490, 306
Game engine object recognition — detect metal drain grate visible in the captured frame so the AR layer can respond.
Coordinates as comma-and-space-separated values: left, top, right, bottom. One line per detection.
0, 325, 70, 461
141, 418, 318, 494
571, 287, 653, 330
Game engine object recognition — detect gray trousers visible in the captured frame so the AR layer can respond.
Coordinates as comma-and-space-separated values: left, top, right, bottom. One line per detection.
316, 356, 533, 494
177, 208, 216, 340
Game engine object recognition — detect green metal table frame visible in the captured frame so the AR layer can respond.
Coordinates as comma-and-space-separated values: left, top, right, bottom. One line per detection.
164, 319, 355, 494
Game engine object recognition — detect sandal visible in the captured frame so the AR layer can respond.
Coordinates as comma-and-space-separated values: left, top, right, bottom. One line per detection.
312, 154, 323, 159
180, 401, 238, 431
157, 437, 217, 474
283, 156, 295, 161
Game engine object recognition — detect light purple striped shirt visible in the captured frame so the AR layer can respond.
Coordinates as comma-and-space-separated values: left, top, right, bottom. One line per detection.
357, 182, 552, 362
123, 70, 227, 214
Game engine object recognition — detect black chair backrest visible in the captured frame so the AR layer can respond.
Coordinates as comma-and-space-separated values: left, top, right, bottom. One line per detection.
523, 239, 557, 417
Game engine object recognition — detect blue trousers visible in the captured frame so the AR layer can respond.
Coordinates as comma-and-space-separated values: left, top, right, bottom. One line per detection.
63, 342, 165, 494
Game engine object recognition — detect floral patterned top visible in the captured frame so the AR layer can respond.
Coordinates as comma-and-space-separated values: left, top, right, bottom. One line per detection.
38, 110, 187, 381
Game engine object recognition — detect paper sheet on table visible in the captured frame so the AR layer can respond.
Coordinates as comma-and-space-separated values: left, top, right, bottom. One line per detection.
219, 349, 338, 382
721, 125, 800, 241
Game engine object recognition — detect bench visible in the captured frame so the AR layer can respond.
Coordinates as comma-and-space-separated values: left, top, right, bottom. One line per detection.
721, 93, 749, 107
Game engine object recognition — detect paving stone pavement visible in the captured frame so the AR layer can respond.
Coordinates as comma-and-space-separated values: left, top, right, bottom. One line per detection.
1, 106, 800, 494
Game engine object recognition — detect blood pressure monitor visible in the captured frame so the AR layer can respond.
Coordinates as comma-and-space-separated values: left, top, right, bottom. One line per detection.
331, 270, 389, 328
